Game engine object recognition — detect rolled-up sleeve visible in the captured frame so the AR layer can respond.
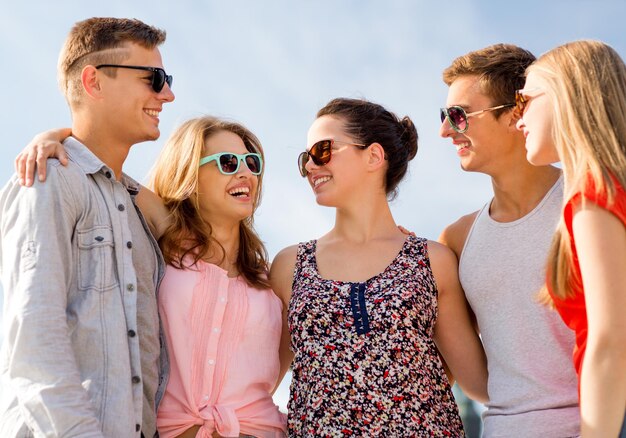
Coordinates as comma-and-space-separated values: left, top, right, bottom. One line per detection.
0, 162, 104, 437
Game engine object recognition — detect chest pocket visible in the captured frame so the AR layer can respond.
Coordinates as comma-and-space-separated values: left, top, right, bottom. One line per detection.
77, 225, 119, 292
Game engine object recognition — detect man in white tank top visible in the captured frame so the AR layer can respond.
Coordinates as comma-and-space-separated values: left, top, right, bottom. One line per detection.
438, 44, 580, 437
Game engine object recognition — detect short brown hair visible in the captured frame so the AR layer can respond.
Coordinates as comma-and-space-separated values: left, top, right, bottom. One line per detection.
58, 17, 166, 106
443, 44, 535, 117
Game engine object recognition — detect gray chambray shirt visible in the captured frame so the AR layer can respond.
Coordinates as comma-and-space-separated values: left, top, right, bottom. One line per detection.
0, 137, 168, 438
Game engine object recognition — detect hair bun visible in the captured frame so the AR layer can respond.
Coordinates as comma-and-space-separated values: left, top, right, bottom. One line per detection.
399, 116, 418, 161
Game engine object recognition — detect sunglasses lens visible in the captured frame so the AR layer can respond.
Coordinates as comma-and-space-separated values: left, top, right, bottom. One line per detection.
447, 107, 467, 132
297, 151, 309, 177
515, 91, 526, 114
440, 108, 447, 124
218, 154, 239, 174
245, 154, 262, 174
309, 140, 332, 166
152, 69, 171, 92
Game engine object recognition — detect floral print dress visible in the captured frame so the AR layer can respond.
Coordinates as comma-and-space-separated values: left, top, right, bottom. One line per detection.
287, 236, 464, 437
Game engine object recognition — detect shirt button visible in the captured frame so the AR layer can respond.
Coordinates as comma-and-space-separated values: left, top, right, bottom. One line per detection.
105, 171, 112, 179
219, 297, 226, 303
213, 327, 220, 333
118, 204, 125, 211
127, 284, 135, 292
126, 241, 133, 249
208, 359, 215, 365
136, 424, 141, 432
128, 329, 136, 337
203, 395, 209, 401
132, 375, 141, 384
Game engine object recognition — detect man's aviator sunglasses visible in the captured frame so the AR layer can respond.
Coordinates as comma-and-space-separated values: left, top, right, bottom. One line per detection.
199, 152, 263, 176
298, 139, 368, 177
440, 103, 515, 133
95, 64, 173, 93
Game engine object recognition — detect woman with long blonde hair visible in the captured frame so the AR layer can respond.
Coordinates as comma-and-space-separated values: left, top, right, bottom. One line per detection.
516, 40, 626, 437
145, 116, 286, 438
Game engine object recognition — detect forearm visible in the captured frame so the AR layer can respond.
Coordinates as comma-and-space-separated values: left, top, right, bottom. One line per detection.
580, 339, 626, 437
272, 317, 294, 394
444, 337, 488, 403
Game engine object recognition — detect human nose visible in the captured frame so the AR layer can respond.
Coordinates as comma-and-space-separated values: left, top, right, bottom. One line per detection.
235, 158, 253, 177
304, 153, 319, 175
515, 116, 526, 132
159, 82, 175, 102
439, 115, 455, 138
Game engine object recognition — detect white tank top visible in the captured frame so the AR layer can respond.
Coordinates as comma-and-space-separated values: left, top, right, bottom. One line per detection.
460, 176, 580, 437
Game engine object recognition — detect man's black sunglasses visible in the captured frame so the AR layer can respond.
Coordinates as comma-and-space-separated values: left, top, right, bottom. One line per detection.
95, 64, 173, 93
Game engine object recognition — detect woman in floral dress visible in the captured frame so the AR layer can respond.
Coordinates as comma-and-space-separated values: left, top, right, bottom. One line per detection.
271, 98, 488, 437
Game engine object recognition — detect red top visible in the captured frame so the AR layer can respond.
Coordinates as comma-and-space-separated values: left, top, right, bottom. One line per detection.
550, 177, 626, 382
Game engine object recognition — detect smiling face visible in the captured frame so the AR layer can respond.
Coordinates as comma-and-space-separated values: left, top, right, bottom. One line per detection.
98, 42, 175, 145
197, 129, 260, 225
304, 115, 368, 206
515, 72, 559, 166
440, 74, 518, 175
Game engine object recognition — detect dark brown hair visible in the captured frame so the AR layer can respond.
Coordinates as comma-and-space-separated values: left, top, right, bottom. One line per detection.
317, 97, 418, 199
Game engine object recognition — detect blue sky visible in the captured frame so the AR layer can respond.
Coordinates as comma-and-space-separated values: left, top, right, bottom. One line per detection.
1, 0, 625, 411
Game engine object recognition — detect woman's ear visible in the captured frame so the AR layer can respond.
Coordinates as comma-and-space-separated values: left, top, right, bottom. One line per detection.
366, 142, 387, 171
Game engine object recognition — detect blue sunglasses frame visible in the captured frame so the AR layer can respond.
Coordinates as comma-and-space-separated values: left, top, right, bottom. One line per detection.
199, 152, 263, 175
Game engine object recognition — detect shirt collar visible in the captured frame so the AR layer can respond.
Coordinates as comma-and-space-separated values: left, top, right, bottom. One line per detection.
63, 136, 141, 196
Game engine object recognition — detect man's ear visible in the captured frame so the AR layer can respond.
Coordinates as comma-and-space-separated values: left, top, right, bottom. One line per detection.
508, 108, 522, 131
81, 65, 102, 99
366, 142, 387, 171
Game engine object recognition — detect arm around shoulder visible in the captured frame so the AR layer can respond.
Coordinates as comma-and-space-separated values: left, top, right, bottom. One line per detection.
136, 185, 170, 240
428, 240, 489, 403
15, 127, 72, 186
269, 244, 299, 392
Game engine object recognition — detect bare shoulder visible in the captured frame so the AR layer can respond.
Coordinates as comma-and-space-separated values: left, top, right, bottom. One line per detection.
425, 239, 462, 300
269, 244, 299, 304
438, 210, 479, 259
425, 239, 458, 271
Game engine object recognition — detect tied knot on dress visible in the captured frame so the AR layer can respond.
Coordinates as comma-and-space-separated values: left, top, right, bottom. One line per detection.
196, 405, 240, 438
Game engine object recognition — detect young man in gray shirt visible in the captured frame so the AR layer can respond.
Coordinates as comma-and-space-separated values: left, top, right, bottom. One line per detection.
0, 17, 174, 437
439, 44, 579, 437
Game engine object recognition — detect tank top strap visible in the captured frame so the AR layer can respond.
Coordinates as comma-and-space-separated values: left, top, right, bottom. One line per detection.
293, 239, 317, 284
400, 235, 428, 265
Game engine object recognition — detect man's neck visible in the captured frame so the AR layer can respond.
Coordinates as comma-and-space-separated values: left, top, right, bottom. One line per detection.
71, 123, 131, 180
489, 164, 561, 223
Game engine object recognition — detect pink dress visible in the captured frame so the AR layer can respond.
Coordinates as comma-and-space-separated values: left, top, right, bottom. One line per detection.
156, 260, 287, 438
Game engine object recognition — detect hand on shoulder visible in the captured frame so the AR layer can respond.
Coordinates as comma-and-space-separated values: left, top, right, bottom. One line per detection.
15, 128, 72, 187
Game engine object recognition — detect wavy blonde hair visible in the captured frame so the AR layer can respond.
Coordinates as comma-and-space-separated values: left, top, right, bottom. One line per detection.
528, 40, 626, 301
149, 116, 269, 289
